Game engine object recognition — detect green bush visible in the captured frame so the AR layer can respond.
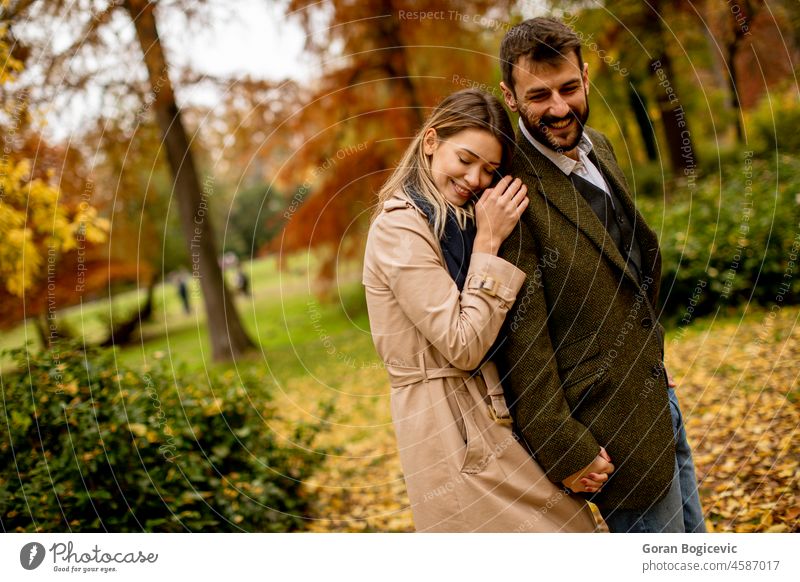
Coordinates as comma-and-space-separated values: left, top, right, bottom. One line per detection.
640, 151, 800, 322
0, 343, 331, 532
751, 91, 800, 155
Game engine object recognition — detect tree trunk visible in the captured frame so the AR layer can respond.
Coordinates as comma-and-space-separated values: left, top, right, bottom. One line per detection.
123, 0, 254, 361
627, 80, 658, 161
378, 0, 423, 127
100, 280, 157, 347
34, 313, 50, 349
647, 0, 699, 176
701, 9, 738, 142
724, 0, 762, 142
725, 40, 744, 141
651, 53, 698, 175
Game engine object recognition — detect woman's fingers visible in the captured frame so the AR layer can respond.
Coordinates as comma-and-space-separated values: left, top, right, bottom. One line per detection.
514, 185, 528, 208
489, 175, 513, 197
496, 177, 523, 198
475, 176, 528, 247
586, 472, 609, 483
515, 197, 529, 219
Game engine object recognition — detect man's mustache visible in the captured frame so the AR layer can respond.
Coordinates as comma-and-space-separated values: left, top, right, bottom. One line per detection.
538, 111, 580, 127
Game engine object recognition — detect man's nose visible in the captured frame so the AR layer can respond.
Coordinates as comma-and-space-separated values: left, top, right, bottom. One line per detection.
548, 93, 570, 118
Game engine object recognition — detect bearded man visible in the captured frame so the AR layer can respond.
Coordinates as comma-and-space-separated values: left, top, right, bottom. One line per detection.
494, 17, 705, 533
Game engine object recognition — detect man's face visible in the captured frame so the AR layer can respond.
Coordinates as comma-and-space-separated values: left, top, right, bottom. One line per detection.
500, 52, 590, 155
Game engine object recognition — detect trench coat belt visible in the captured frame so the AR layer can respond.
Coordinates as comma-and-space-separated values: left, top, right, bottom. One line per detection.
385, 353, 513, 425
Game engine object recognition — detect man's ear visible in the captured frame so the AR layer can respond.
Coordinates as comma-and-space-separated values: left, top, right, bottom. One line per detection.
500, 81, 517, 112
582, 62, 589, 96
422, 127, 438, 155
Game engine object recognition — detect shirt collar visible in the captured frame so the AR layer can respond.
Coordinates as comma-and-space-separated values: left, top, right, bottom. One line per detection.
518, 117, 594, 176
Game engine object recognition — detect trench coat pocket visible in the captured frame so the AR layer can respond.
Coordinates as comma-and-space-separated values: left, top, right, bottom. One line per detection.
451, 386, 493, 475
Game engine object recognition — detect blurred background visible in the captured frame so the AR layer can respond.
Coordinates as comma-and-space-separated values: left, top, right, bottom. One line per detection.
0, 0, 797, 533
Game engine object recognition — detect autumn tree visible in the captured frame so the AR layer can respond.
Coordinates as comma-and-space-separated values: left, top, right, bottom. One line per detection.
702, 0, 797, 141
558, 0, 798, 161
273, 0, 514, 288
0, 7, 111, 345
4, 0, 255, 360
184, 77, 302, 259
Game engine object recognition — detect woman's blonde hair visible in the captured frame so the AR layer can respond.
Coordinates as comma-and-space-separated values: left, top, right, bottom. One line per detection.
375, 89, 515, 237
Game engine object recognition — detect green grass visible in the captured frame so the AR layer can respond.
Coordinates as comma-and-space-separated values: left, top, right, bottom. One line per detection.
1, 251, 387, 446
1, 252, 372, 370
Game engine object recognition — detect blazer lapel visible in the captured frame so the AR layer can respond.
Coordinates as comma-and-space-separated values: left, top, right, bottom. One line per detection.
516, 134, 641, 287
590, 141, 661, 292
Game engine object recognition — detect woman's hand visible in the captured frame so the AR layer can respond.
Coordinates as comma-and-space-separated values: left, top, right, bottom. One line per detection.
473, 175, 529, 255
563, 447, 615, 494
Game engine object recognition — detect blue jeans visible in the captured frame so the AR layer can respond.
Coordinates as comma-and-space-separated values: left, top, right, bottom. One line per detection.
600, 388, 706, 533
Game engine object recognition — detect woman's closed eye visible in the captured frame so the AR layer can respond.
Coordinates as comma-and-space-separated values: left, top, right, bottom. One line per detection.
459, 156, 497, 176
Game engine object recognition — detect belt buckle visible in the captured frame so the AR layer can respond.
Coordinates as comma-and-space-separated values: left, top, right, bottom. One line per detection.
488, 404, 513, 426
478, 276, 498, 296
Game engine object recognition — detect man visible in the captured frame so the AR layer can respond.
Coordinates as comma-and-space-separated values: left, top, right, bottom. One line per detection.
494, 17, 705, 532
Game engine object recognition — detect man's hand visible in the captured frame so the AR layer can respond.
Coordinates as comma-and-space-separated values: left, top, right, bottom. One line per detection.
665, 366, 677, 388
562, 447, 615, 494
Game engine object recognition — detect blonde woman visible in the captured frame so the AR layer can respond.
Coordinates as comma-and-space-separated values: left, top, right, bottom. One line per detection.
363, 89, 599, 532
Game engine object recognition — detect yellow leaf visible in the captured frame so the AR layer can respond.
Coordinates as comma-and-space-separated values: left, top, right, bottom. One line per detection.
128, 423, 147, 437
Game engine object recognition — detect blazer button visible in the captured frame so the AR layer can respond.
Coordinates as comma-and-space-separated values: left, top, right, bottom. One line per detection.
641, 317, 653, 328
616, 214, 625, 225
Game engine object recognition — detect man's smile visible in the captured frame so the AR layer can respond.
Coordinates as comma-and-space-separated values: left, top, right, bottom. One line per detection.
545, 118, 572, 130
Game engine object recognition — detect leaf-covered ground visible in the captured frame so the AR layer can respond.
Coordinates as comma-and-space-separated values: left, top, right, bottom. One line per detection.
666, 306, 799, 532
297, 305, 799, 532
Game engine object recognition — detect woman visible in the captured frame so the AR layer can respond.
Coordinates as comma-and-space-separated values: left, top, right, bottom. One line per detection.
363, 89, 597, 532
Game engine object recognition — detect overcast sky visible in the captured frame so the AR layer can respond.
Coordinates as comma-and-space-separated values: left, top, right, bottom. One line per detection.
22, 0, 311, 141
24, 0, 551, 141
161, 0, 311, 83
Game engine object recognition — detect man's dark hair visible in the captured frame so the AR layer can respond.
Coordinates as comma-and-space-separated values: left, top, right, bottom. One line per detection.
500, 17, 583, 95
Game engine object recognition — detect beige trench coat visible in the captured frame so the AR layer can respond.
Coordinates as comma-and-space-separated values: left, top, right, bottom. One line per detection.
362, 194, 597, 532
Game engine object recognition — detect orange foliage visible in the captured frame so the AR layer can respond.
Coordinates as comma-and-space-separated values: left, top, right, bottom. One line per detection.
0, 129, 154, 328
0, 252, 151, 330
268, 0, 515, 279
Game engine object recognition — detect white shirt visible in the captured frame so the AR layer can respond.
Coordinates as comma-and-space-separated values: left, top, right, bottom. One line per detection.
519, 118, 614, 207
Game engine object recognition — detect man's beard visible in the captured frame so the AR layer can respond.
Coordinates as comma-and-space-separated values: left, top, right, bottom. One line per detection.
520, 94, 590, 154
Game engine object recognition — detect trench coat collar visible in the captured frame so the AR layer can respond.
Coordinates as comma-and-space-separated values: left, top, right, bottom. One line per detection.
515, 127, 659, 294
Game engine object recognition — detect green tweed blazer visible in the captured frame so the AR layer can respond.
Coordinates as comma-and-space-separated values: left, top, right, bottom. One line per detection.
495, 127, 675, 511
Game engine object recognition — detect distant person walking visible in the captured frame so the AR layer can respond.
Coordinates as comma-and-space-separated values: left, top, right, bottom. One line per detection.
175, 271, 191, 314
235, 266, 250, 296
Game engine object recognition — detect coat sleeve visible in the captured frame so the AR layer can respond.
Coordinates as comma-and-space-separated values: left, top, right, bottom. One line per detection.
496, 215, 600, 484
364, 208, 525, 371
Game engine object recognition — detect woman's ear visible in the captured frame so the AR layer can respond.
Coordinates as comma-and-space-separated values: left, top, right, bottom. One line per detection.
422, 128, 438, 155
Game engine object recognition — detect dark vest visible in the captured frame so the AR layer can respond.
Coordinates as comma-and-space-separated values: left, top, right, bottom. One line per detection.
569, 153, 644, 285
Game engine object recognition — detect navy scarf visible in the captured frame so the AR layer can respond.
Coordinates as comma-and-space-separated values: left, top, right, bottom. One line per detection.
408, 188, 476, 290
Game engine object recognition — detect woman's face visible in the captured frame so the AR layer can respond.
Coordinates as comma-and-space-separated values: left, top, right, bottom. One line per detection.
423, 128, 502, 207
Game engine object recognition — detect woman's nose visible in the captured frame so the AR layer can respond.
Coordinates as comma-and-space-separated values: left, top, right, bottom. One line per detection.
464, 167, 481, 189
